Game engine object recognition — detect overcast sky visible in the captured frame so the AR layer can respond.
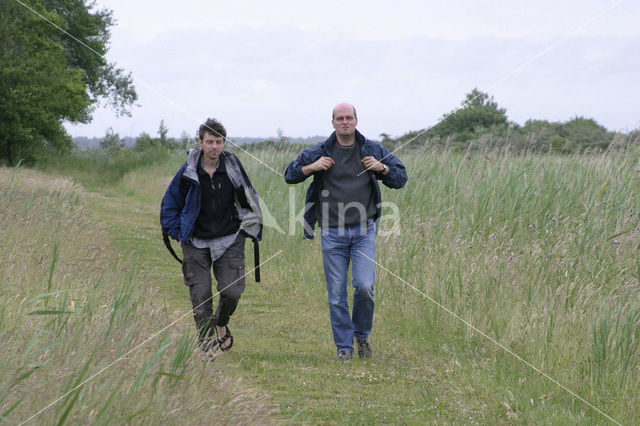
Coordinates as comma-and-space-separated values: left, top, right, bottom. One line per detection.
64, 0, 639, 140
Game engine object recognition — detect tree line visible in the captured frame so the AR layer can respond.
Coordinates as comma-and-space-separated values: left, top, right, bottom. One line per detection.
385, 88, 639, 154
1, 1, 637, 168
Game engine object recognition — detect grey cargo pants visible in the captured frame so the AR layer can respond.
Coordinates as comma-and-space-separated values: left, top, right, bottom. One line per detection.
181, 236, 245, 342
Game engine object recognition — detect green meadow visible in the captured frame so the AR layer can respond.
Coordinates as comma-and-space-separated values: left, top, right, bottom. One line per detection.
1, 144, 639, 424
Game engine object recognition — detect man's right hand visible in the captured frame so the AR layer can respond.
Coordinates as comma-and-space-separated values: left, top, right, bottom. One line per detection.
302, 156, 334, 176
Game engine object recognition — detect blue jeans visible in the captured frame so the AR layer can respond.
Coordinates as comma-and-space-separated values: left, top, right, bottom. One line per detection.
321, 219, 376, 352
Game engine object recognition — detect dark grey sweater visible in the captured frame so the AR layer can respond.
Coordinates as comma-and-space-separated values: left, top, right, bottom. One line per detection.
319, 143, 376, 228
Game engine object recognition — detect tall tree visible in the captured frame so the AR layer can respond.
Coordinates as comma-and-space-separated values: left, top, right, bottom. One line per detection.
0, 0, 136, 166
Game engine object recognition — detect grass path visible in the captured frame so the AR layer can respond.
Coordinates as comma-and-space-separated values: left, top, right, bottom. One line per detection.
85, 188, 490, 424
82, 164, 619, 424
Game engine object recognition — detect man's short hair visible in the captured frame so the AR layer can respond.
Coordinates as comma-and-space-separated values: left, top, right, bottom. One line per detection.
198, 118, 226, 141
332, 104, 357, 120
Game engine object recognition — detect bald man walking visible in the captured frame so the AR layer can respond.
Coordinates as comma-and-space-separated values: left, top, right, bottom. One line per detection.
285, 103, 408, 360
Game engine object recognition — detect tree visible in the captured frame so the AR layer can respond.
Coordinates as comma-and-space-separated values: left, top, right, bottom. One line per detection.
43, 0, 136, 117
99, 127, 124, 152
378, 133, 395, 150
521, 119, 562, 150
560, 117, 612, 151
432, 88, 508, 137
157, 120, 169, 147
549, 135, 575, 154
134, 132, 156, 151
133, 120, 181, 151
0, 0, 136, 166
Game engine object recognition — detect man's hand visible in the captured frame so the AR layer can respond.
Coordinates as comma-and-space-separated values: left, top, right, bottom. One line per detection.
361, 156, 388, 174
302, 156, 335, 176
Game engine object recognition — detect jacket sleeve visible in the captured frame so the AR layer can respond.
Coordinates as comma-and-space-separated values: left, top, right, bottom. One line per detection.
375, 144, 408, 189
284, 146, 320, 184
160, 164, 187, 240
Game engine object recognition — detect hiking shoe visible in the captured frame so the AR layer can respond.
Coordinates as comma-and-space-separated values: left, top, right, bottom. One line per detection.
333, 349, 353, 361
357, 339, 372, 358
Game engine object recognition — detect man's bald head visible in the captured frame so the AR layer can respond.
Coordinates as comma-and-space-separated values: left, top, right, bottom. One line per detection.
332, 103, 357, 120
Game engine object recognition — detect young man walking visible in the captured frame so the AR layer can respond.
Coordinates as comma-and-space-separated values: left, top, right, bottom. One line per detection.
161, 118, 262, 355
284, 103, 407, 360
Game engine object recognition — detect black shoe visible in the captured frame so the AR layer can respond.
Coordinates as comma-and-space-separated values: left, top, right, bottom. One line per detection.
357, 339, 372, 358
333, 349, 353, 361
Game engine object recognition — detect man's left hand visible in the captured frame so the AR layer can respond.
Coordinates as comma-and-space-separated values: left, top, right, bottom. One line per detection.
361, 156, 387, 174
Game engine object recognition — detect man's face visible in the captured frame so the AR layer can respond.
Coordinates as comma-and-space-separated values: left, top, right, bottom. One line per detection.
332, 105, 357, 138
199, 132, 224, 161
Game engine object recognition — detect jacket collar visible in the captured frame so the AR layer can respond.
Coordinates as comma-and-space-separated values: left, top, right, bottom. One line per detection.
183, 149, 200, 181
184, 148, 229, 181
196, 151, 226, 176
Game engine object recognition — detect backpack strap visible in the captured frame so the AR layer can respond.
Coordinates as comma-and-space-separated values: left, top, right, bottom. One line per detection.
162, 230, 182, 264
253, 239, 260, 282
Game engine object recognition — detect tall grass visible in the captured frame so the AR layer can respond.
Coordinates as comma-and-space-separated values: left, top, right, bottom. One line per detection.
0, 166, 276, 424
7, 143, 640, 423
232, 144, 640, 422
375, 147, 640, 420
35, 146, 173, 191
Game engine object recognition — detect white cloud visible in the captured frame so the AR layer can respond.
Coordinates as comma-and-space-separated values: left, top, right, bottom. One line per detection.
66, 1, 640, 138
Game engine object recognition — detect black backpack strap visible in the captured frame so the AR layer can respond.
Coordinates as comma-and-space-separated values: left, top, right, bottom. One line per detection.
253, 239, 260, 282
162, 230, 182, 264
